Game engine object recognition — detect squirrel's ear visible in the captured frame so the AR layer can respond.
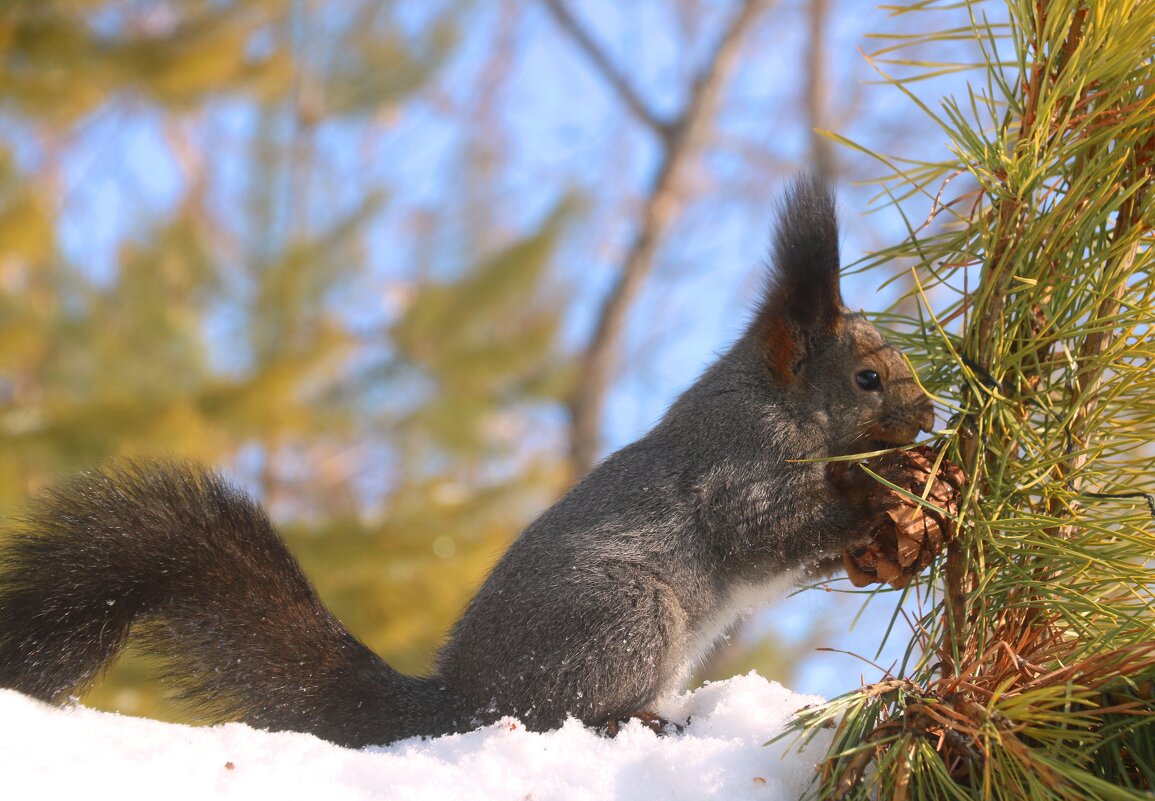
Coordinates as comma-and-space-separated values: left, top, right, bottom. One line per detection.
756, 173, 844, 382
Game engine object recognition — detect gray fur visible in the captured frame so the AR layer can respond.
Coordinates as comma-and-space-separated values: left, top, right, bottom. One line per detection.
0, 175, 933, 746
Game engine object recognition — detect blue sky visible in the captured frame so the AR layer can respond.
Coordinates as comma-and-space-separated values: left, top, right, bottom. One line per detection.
3, 0, 998, 697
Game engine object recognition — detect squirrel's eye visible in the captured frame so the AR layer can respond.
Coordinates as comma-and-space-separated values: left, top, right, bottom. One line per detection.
855, 369, 882, 391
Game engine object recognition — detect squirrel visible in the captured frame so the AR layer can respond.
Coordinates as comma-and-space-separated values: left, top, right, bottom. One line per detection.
0, 174, 934, 748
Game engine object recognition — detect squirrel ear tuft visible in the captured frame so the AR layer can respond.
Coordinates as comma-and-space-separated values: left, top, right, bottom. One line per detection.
756, 172, 844, 381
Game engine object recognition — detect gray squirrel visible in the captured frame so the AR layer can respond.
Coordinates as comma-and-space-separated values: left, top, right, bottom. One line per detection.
0, 174, 933, 748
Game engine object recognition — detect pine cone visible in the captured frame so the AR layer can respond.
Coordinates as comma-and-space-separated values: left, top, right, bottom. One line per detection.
843, 446, 966, 589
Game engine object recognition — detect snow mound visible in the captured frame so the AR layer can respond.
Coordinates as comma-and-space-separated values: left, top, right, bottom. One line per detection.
0, 671, 831, 801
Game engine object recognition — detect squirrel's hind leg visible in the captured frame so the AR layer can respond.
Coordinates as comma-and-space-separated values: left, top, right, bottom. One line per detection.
599, 710, 686, 737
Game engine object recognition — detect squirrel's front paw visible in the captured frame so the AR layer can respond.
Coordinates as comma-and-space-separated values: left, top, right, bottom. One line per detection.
825, 457, 903, 519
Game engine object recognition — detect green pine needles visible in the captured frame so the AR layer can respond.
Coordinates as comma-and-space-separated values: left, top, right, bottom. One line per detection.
791, 1, 1155, 798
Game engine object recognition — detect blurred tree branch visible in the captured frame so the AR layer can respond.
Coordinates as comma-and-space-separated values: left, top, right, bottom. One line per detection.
805, 0, 833, 179
543, 0, 770, 480
540, 0, 673, 141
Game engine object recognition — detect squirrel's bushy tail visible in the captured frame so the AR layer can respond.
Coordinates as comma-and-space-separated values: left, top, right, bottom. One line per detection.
0, 461, 450, 747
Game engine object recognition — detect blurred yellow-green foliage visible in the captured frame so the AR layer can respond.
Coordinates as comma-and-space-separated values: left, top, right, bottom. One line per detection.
1, 0, 573, 720
1, 0, 1008, 721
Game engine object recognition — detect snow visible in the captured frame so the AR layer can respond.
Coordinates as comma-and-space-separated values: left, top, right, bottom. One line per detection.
0, 672, 830, 801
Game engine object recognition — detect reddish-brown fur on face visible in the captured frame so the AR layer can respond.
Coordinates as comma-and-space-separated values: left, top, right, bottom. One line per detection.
760, 310, 848, 384
756, 173, 844, 383
761, 314, 799, 382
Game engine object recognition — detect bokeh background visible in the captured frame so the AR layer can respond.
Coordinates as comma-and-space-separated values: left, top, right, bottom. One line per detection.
0, 0, 987, 720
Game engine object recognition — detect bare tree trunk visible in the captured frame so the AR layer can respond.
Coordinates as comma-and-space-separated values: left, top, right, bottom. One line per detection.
805, 0, 834, 179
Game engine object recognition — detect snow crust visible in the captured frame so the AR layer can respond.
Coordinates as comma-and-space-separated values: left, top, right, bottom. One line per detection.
0, 671, 830, 801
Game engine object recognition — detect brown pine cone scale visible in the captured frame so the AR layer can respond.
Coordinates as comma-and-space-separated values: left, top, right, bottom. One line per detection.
843, 445, 966, 589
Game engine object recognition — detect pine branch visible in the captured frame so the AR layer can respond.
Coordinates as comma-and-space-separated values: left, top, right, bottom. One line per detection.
786, 2, 1155, 797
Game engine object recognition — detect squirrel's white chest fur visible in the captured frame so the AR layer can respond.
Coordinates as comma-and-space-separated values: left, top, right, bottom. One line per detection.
667, 570, 802, 696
